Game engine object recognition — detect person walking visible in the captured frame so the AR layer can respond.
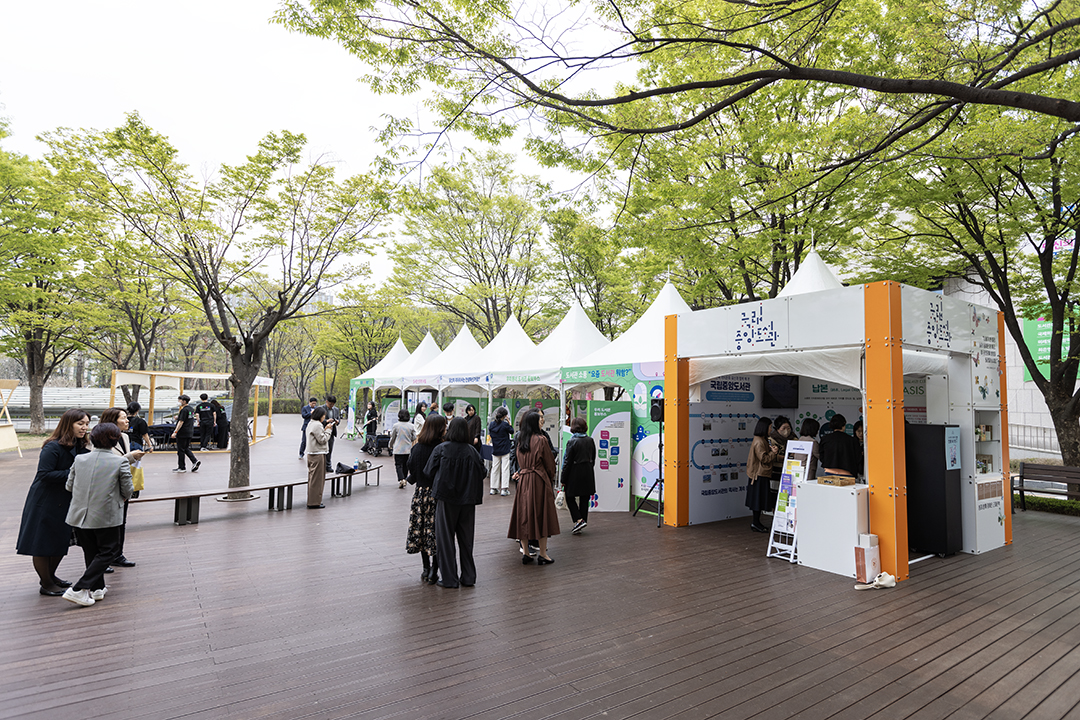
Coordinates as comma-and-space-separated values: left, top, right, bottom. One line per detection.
62, 422, 134, 607
99, 407, 147, 569
323, 396, 342, 472
487, 406, 513, 496
746, 417, 780, 533
195, 393, 216, 451
305, 407, 334, 509
424, 417, 487, 588
16, 408, 91, 597
508, 410, 560, 565
299, 397, 318, 459
407, 414, 446, 585
171, 395, 199, 472
390, 408, 416, 489
562, 417, 596, 535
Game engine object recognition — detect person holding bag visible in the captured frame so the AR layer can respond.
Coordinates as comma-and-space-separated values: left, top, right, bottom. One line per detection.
407, 414, 446, 585
562, 417, 596, 535
62, 422, 134, 607
305, 407, 334, 509
99, 407, 147, 569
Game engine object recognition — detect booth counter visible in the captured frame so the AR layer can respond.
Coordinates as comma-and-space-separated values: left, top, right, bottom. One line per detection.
796, 482, 869, 578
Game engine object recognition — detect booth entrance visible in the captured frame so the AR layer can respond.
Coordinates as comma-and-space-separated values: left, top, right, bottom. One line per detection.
664, 278, 1013, 582
109, 370, 275, 447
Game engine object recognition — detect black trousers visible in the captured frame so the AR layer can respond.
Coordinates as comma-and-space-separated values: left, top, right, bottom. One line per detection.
116, 499, 129, 559
299, 424, 309, 456
73, 526, 121, 591
394, 454, 409, 482
435, 501, 476, 588
566, 494, 590, 524
176, 436, 197, 469
199, 423, 214, 450
325, 434, 336, 472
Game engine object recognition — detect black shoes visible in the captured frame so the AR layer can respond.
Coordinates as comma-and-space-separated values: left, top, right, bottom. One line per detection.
307, 504, 325, 509
104, 566, 115, 573
522, 555, 534, 565
39, 587, 64, 596
53, 578, 72, 588
751, 522, 769, 533
191, 460, 201, 473
113, 556, 136, 568
537, 556, 554, 565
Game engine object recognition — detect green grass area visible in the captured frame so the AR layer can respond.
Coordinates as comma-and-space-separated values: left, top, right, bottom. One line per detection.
1014, 493, 1080, 517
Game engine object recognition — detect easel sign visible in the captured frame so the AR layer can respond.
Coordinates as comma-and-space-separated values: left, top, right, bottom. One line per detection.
767, 440, 814, 562
0, 380, 21, 458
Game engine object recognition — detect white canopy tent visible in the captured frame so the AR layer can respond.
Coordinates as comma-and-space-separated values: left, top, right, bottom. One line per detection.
374, 332, 442, 392
404, 325, 483, 394
347, 337, 413, 434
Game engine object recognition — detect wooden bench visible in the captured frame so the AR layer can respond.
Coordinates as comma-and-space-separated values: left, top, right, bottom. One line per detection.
1011, 462, 1080, 510
328, 464, 381, 497
131, 480, 309, 525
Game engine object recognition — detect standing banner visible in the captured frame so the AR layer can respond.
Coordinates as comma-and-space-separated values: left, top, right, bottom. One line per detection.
587, 401, 632, 511
767, 440, 814, 562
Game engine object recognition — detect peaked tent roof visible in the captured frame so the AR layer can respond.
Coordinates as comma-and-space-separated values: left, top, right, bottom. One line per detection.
376, 332, 441, 387
776, 249, 845, 297
450, 315, 535, 380
407, 325, 483, 385
515, 302, 609, 372
572, 282, 692, 368
355, 337, 411, 381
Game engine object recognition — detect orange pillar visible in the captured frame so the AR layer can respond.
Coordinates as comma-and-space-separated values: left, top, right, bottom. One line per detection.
864, 282, 909, 581
998, 312, 1013, 545
664, 314, 690, 527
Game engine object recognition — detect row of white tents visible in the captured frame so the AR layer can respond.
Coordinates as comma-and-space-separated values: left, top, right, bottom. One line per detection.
349, 281, 694, 416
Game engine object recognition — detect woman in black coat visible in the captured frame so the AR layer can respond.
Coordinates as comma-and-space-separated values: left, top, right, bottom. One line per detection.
15, 408, 91, 596
424, 417, 487, 588
406, 414, 446, 585
562, 417, 597, 535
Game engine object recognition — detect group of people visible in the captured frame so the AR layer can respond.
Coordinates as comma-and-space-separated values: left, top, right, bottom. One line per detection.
745, 412, 866, 533
172, 393, 229, 472
16, 405, 148, 607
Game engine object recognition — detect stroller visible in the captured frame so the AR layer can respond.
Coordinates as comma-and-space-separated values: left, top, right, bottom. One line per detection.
363, 432, 390, 456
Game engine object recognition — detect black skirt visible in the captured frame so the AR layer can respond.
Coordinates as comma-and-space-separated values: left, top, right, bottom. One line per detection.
745, 474, 771, 512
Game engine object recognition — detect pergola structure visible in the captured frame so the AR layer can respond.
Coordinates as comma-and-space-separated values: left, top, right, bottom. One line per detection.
108, 370, 275, 445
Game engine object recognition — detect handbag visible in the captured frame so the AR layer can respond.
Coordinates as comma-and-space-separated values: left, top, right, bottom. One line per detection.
555, 489, 566, 509
131, 463, 145, 492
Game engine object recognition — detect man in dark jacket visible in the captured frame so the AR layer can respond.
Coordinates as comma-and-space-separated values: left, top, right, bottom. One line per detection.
819, 414, 864, 478
298, 397, 318, 459
323, 395, 342, 472
195, 393, 216, 451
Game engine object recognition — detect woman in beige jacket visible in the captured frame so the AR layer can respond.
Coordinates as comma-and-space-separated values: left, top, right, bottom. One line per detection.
745, 417, 779, 534
305, 407, 334, 508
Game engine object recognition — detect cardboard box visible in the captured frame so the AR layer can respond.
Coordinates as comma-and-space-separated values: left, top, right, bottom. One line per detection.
855, 545, 881, 583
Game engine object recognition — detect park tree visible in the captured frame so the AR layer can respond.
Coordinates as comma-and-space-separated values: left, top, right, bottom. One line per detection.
862, 105, 1080, 466
390, 150, 549, 341
264, 315, 325, 401
0, 135, 101, 432
315, 287, 398, 375
277, 0, 1080, 167
44, 114, 386, 490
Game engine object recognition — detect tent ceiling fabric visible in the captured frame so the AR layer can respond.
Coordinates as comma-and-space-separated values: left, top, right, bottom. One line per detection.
776, 249, 845, 297
573, 282, 693, 368
113, 370, 232, 391
356, 337, 411, 381
689, 348, 864, 389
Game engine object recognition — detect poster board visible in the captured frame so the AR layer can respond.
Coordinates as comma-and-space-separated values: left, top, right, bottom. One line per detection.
587, 401, 632, 512
0, 381, 20, 457
767, 440, 814, 562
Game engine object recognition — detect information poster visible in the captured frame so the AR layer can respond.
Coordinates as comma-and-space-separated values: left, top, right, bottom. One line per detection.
767, 440, 814, 563
945, 426, 962, 470
587, 401, 632, 512
688, 396, 757, 524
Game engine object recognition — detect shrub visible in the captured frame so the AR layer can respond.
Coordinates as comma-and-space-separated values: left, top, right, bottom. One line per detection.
1013, 494, 1080, 517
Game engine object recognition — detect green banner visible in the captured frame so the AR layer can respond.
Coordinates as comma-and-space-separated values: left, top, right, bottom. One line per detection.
1023, 318, 1069, 382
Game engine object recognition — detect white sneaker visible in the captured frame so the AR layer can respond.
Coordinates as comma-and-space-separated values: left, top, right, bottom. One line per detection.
500, 489, 509, 496
490, 488, 497, 495
62, 587, 95, 607
191, 460, 201, 472
172, 467, 187, 473
91, 587, 108, 601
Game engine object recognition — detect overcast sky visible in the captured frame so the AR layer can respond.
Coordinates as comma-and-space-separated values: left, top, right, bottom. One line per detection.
0, 1, 405, 175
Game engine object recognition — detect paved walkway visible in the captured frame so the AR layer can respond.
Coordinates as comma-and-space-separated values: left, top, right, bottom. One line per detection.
1, 416, 1079, 719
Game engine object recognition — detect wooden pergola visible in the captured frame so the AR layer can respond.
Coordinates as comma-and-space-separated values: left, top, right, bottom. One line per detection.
108, 370, 274, 445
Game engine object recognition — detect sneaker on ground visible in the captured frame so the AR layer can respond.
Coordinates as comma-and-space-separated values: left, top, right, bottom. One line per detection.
500, 489, 509, 496
91, 587, 108, 601
490, 488, 497, 495
172, 468, 187, 473
62, 587, 95, 607
572, 520, 587, 535
191, 460, 201, 472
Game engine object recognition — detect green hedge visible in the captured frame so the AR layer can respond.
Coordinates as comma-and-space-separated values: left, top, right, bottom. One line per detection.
1013, 494, 1080, 517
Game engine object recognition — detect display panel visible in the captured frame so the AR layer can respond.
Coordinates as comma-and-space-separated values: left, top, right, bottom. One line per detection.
761, 375, 800, 408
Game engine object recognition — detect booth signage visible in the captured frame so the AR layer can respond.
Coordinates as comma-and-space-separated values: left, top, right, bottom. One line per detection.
767, 439, 814, 562
1021, 317, 1069, 383
586, 402, 631, 512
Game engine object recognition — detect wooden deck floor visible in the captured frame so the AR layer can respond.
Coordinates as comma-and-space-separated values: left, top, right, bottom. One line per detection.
2, 416, 1079, 719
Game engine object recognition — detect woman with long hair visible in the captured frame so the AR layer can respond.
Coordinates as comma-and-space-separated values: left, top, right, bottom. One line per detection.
798, 417, 821, 481
406, 413, 447, 584
464, 403, 482, 448
15, 408, 92, 596
424, 416, 487, 588
99, 407, 148, 568
413, 401, 428, 433
508, 410, 560, 565
363, 401, 379, 454
745, 417, 780, 533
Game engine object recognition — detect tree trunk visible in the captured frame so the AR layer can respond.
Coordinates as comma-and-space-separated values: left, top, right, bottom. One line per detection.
28, 374, 45, 434
227, 363, 260, 494
1047, 400, 1080, 495
75, 355, 84, 388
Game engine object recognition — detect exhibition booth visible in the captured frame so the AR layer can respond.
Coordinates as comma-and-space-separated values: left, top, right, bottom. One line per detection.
662, 274, 1012, 581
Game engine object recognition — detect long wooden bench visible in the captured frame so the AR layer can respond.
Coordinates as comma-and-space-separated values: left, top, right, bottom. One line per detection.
1011, 462, 1080, 510
131, 464, 383, 525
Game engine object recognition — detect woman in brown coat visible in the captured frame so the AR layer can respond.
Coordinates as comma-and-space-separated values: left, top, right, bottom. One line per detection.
745, 417, 779, 534
507, 410, 559, 564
